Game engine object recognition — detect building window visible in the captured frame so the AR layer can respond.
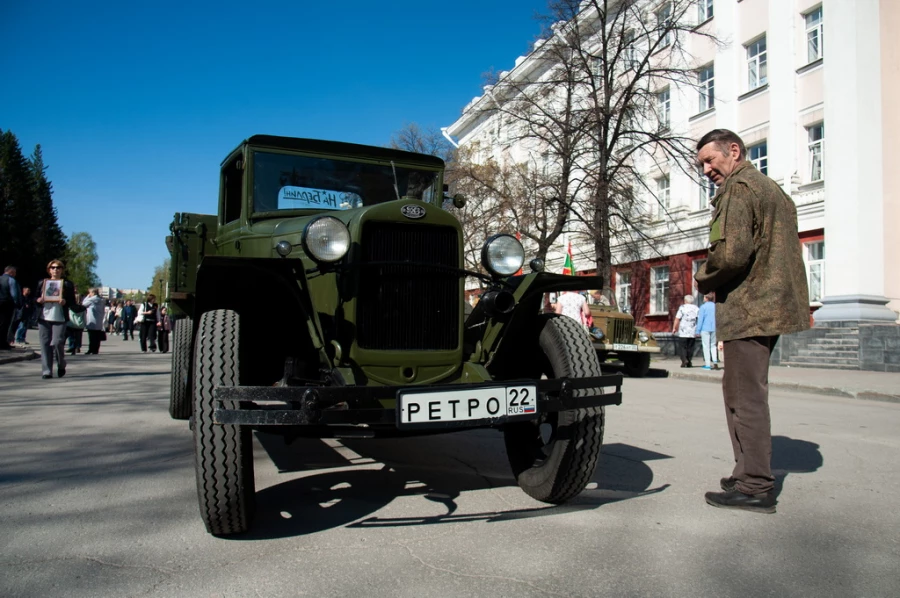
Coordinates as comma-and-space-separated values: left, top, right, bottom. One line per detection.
748, 142, 768, 175
808, 123, 824, 181
656, 3, 673, 48
616, 271, 632, 313
805, 7, 823, 63
698, 0, 713, 22
655, 175, 670, 219
692, 259, 707, 306
624, 30, 638, 69
698, 64, 714, 112
746, 36, 767, 90
699, 170, 715, 209
650, 265, 670, 315
805, 240, 825, 302
657, 87, 671, 130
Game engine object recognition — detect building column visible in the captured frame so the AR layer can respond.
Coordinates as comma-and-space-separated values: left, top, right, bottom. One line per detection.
815, 0, 897, 323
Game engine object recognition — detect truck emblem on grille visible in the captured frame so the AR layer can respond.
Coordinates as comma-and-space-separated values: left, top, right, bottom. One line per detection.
401, 204, 426, 219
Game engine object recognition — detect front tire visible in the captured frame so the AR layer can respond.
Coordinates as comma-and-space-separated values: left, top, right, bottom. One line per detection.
192, 310, 255, 536
169, 316, 193, 420
504, 315, 605, 504
622, 353, 651, 377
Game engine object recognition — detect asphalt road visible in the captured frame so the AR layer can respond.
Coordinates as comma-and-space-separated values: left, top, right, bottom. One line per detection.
1, 336, 898, 597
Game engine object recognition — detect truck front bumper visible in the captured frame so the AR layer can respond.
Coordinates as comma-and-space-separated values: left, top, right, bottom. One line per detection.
212, 373, 622, 430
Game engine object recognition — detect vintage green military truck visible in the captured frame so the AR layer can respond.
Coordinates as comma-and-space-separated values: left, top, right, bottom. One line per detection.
166, 135, 623, 536
587, 288, 660, 377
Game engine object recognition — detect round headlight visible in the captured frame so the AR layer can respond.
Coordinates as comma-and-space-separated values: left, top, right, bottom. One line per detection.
481, 234, 525, 277
638, 331, 650, 343
590, 327, 605, 341
303, 217, 351, 263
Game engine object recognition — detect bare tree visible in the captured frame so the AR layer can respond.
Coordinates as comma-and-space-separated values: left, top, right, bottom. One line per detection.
456, 0, 719, 284
388, 123, 455, 162
451, 144, 567, 264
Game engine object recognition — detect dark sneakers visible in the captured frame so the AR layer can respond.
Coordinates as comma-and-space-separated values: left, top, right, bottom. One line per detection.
705, 489, 776, 514
57, 368, 66, 378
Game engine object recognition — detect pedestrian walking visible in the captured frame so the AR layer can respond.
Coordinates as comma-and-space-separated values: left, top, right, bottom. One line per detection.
35, 260, 77, 379
82, 288, 106, 355
694, 129, 810, 513
553, 290, 591, 329
0, 265, 22, 350
121, 300, 136, 340
14, 287, 35, 345
157, 306, 171, 353
672, 295, 699, 368
66, 291, 85, 356
138, 294, 159, 353
697, 293, 719, 369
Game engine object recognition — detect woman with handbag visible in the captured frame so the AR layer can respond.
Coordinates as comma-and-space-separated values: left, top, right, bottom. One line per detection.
35, 259, 77, 379
66, 301, 85, 355
82, 288, 106, 355
138, 294, 159, 353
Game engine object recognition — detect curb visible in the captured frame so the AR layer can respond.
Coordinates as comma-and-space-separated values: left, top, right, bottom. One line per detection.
665, 369, 900, 404
0, 350, 39, 365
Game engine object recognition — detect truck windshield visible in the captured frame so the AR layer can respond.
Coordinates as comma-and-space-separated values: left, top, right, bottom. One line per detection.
252, 150, 439, 214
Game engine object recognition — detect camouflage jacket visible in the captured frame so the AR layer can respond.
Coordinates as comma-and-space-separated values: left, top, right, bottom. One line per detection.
694, 161, 810, 341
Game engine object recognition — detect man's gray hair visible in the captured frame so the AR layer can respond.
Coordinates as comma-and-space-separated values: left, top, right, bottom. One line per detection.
684, 295, 695, 303
697, 129, 747, 160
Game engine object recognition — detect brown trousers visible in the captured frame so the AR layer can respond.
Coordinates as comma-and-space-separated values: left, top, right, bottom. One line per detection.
721, 336, 779, 494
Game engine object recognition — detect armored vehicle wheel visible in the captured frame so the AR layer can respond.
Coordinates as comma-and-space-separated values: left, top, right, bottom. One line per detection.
168, 316, 193, 420
622, 353, 651, 378
504, 315, 605, 504
192, 310, 255, 536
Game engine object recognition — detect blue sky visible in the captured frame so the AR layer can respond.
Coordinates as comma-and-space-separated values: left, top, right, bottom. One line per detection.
1, 0, 550, 289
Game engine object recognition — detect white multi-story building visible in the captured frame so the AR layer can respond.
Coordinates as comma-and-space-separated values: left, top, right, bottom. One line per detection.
446, 0, 899, 341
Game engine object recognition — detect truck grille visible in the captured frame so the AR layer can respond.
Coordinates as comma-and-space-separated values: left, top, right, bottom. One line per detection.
357, 223, 459, 350
610, 319, 634, 344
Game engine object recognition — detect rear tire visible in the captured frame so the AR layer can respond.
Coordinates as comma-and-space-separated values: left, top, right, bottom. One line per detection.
622, 353, 651, 378
169, 316, 193, 420
504, 315, 605, 503
192, 310, 255, 536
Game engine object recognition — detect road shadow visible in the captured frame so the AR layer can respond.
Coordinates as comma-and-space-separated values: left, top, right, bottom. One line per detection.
771, 435, 822, 498
237, 431, 672, 540
600, 361, 669, 378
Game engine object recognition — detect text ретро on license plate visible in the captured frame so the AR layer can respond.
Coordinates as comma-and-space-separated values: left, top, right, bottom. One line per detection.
398, 386, 537, 425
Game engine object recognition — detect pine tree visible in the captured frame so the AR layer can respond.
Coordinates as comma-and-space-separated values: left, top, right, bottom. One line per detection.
0, 130, 37, 283
30, 145, 67, 282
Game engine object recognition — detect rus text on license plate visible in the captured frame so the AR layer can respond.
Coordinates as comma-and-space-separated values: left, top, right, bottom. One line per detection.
398, 386, 537, 426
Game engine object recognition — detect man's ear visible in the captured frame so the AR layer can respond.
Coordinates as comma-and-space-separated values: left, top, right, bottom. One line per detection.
731, 142, 741, 159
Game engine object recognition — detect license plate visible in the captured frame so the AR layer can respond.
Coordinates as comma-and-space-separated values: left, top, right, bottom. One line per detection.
398, 385, 537, 426
613, 343, 638, 351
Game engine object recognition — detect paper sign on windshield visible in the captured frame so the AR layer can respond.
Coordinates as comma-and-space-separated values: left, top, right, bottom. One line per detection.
277, 186, 362, 211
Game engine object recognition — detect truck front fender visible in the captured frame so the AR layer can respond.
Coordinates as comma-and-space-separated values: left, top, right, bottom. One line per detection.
465, 273, 604, 378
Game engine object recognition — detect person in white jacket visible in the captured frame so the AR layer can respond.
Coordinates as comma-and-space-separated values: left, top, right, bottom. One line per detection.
82, 289, 106, 355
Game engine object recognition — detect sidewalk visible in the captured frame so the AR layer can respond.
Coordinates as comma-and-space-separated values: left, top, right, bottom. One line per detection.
649, 356, 900, 403
4, 343, 897, 403
0, 346, 39, 365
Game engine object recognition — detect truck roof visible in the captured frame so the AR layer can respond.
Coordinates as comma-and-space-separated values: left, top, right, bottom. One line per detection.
225, 135, 446, 168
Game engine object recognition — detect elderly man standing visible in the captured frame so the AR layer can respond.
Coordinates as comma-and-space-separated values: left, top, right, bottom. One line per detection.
694, 129, 810, 514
